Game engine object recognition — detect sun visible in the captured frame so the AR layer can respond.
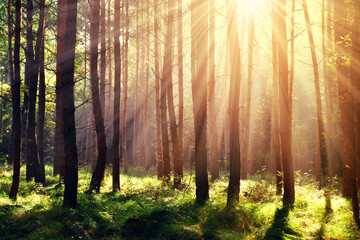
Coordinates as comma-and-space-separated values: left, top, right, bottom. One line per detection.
238, 0, 267, 18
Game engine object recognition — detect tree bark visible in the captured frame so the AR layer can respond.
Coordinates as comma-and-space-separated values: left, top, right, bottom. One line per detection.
208, 0, 219, 181
192, 0, 209, 203
112, 0, 121, 191
100, 0, 106, 113
61, 0, 79, 208
277, 0, 295, 206
25, 0, 40, 182
34, 0, 46, 184
177, 0, 184, 179
226, 0, 241, 207
350, 0, 360, 221
242, 7, 254, 180
54, 0, 66, 178
144, 0, 151, 172
89, 0, 108, 192
271, 0, 282, 195
9, 0, 22, 200
161, 0, 172, 184
154, 0, 163, 179
122, 0, 129, 174
302, 0, 328, 187
334, 0, 352, 198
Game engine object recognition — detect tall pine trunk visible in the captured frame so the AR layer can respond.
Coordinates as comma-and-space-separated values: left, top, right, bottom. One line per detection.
89, 0, 108, 192
226, 0, 241, 207
278, 0, 295, 206
192, 0, 209, 203
54, 0, 66, 178
144, 0, 151, 171
271, 0, 282, 195
154, 0, 162, 179
242, 7, 254, 180
61, 0, 79, 208
302, 0, 328, 186
25, 0, 40, 182
350, 0, 360, 221
112, 0, 121, 191
208, 0, 219, 181
9, 0, 22, 200
334, 0, 353, 198
122, 0, 129, 174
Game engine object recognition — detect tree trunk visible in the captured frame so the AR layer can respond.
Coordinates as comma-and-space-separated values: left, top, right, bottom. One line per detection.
302, 0, 328, 187
54, 0, 66, 178
242, 7, 254, 180
112, 0, 121, 191
161, 0, 172, 184
289, 0, 295, 123
154, 0, 163, 179
350, 0, 360, 221
34, 0, 46, 184
334, 0, 352, 198
277, 0, 295, 206
9, 0, 22, 200
177, 0, 184, 179
61, 0, 79, 208
106, 0, 112, 126
144, 0, 151, 172
89, 0, 108, 192
208, 0, 219, 181
7, 0, 14, 165
100, 0, 106, 113
226, 0, 241, 207
25, 0, 40, 182
325, 0, 335, 179
192, 0, 209, 203
271, 0, 282, 195
133, 0, 139, 168
122, 0, 129, 174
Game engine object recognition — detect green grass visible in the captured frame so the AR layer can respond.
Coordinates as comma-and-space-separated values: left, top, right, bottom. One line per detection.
0, 165, 359, 239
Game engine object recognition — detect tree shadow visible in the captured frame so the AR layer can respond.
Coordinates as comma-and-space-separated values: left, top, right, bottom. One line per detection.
263, 206, 300, 240
315, 193, 333, 239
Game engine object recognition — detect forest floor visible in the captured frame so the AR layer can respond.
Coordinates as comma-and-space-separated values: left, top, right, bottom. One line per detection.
0, 165, 359, 240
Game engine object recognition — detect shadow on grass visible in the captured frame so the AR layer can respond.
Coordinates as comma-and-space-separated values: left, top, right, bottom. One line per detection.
263, 206, 300, 240
315, 193, 333, 239
120, 201, 204, 240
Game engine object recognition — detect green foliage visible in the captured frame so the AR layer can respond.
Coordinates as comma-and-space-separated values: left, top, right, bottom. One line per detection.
0, 165, 360, 239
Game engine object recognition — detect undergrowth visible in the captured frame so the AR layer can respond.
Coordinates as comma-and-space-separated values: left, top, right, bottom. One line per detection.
0, 165, 359, 239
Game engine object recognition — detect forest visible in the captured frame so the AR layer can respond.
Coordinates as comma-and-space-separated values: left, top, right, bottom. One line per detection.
0, 0, 360, 239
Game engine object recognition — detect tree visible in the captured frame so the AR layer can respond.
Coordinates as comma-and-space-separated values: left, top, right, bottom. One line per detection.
100, 0, 106, 112
154, 0, 162, 179
192, 0, 209, 203
144, 0, 151, 172
161, 0, 172, 183
9, 0, 22, 200
177, 0, 184, 179
302, 0, 327, 187
122, 0, 129, 174
35, 0, 46, 183
350, 0, 360, 221
25, 0, 40, 182
208, 0, 219, 181
54, 0, 66, 178
277, 0, 295, 206
226, 0, 241, 207
112, 0, 121, 191
271, 0, 282, 195
89, 0, 108, 192
242, 4, 254, 180
61, 0, 79, 208
334, 0, 353, 198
